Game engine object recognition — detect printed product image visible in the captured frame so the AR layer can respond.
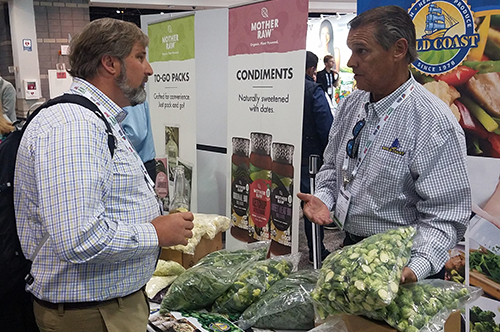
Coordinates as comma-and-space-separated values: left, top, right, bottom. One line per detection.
155, 158, 169, 214
248, 132, 273, 241
270, 142, 294, 255
230, 137, 251, 242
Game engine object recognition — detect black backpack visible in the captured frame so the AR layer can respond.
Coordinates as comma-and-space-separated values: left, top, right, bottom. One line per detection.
0, 94, 116, 331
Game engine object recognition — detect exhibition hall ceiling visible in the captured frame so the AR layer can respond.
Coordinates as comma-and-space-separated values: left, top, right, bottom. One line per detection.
89, 0, 357, 14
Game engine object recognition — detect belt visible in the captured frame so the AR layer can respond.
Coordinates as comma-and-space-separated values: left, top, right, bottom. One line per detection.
34, 287, 144, 310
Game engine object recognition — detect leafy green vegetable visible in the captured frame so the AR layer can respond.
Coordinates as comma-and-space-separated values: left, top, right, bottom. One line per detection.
470, 306, 500, 332
312, 227, 416, 317
469, 247, 500, 284
369, 280, 480, 332
160, 247, 267, 312
213, 258, 293, 314
238, 270, 318, 330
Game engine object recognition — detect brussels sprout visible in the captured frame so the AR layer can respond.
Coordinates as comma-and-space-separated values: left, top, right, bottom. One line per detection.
369, 279, 476, 332
312, 227, 416, 317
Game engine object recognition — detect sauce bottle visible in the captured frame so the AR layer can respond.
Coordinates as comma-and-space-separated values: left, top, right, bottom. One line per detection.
230, 137, 252, 242
270, 142, 294, 255
248, 132, 272, 241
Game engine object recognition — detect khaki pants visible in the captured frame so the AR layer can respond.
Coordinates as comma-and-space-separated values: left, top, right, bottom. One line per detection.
33, 289, 150, 332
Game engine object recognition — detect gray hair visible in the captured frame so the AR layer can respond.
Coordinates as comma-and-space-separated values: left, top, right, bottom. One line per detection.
68, 18, 149, 80
348, 6, 418, 64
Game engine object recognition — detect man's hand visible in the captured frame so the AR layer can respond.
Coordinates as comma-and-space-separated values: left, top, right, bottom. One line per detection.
151, 212, 194, 247
297, 193, 332, 225
401, 267, 417, 284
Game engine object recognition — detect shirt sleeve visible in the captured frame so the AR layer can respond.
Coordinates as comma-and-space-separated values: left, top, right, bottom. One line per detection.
407, 127, 471, 280
34, 112, 158, 264
314, 96, 347, 210
121, 103, 148, 152
1, 81, 17, 122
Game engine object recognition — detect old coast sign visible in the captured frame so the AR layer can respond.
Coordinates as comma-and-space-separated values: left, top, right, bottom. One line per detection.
409, 0, 479, 75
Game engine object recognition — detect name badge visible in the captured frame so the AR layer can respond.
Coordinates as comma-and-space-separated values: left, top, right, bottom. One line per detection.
334, 187, 351, 229
327, 87, 333, 95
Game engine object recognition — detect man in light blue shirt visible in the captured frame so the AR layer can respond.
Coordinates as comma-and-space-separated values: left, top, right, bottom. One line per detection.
122, 101, 156, 181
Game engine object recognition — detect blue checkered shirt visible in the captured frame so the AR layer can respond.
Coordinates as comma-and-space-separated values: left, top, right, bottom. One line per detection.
315, 75, 471, 280
14, 78, 160, 302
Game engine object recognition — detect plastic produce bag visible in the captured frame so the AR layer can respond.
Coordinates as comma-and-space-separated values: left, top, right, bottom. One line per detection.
153, 260, 186, 277
146, 260, 186, 299
308, 315, 348, 332
312, 226, 416, 318
238, 269, 319, 330
368, 279, 482, 332
160, 242, 268, 312
212, 253, 299, 314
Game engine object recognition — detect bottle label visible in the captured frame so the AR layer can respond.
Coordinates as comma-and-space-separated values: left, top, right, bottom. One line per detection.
271, 173, 293, 246
231, 162, 250, 217
248, 177, 271, 240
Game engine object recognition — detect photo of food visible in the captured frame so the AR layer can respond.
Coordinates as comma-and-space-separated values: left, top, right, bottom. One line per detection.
412, 13, 500, 158
469, 297, 500, 332
148, 312, 199, 332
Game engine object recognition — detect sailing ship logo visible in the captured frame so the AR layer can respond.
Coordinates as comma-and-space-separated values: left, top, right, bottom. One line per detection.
423, 3, 459, 39
408, 0, 479, 76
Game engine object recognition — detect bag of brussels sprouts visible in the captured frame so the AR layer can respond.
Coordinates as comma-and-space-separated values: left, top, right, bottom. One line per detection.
238, 269, 319, 330
312, 226, 416, 318
212, 253, 299, 315
367, 279, 482, 332
160, 242, 268, 312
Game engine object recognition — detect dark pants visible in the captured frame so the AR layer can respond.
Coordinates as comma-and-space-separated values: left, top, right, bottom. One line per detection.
144, 159, 157, 183
343, 231, 446, 280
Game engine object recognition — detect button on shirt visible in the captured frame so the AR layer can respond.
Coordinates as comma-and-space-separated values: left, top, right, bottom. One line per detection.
314, 75, 471, 280
14, 78, 160, 302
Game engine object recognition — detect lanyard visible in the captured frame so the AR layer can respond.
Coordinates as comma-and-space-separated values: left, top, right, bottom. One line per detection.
342, 84, 414, 187
70, 82, 156, 191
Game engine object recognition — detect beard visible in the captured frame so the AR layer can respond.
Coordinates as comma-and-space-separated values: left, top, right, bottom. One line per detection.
115, 66, 147, 106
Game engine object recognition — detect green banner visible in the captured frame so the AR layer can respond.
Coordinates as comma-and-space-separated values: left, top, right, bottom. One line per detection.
148, 15, 195, 63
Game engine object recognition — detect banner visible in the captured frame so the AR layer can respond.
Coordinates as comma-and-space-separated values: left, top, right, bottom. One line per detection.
360, 1, 500, 330
147, 14, 197, 212
226, 0, 308, 255
306, 14, 357, 105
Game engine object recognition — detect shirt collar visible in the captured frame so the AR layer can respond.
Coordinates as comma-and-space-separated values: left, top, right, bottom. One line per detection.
70, 77, 128, 123
365, 72, 415, 118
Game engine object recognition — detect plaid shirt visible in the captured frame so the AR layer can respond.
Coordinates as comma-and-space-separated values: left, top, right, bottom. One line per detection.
315, 76, 471, 280
14, 78, 160, 302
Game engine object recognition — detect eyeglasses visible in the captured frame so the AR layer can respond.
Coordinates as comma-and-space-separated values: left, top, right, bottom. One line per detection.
346, 119, 366, 159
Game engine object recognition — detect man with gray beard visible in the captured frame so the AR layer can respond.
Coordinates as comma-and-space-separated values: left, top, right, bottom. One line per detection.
14, 18, 194, 332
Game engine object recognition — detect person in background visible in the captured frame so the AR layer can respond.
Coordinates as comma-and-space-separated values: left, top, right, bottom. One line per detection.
0, 104, 14, 144
0, 75, 17, 123
298, 6, 471, 283
316, 55, 339, 101
301, 51, 334, 264
122, 100, 157, 182
14, 18, 194, 332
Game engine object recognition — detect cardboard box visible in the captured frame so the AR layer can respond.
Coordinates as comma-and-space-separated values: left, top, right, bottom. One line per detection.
341, 310, 461, 332
159, 232, 223, 269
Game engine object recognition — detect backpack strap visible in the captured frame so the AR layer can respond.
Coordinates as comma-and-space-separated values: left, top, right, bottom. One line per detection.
26, 94, 116, 157
22, 94, 117, 285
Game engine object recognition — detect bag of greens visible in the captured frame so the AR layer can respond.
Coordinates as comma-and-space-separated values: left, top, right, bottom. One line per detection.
238, 269, 319, 330
368, 279, 482, 332
312, 226, 416, 318
160, 242, 268, 312
212, 253, 299, 314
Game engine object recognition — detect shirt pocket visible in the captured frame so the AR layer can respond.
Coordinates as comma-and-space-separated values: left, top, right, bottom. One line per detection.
367, 149, 410, 200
